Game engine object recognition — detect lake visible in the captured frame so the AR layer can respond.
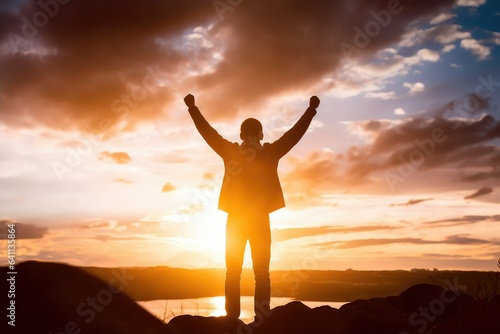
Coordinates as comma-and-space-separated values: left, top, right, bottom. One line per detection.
137, 296, 347, 324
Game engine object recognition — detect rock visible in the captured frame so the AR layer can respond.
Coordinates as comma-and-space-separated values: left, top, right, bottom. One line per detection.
251, 301, 343, 334
169, 315, 245, 334
1, 261, 176, 334
339, 297, 410, 334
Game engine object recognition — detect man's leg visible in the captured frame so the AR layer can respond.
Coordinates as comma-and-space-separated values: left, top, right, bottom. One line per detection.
225, 214, 247, 318
249, 214, 271, 321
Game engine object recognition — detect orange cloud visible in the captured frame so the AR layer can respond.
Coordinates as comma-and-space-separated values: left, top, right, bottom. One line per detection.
162, 182, 176, 192
115, 178, 133, 184
464, 186, 493, 199
99, 151, 131, 164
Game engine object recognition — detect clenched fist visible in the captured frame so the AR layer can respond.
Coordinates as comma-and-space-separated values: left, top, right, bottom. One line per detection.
309, 96, 320, 109
184, 94, 195, 108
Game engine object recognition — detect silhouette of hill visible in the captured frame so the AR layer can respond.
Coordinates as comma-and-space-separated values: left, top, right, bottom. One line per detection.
1, 261, 498, 333
1, 261, 176, 334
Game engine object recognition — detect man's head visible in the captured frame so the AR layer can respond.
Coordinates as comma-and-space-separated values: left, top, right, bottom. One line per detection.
240, 118, 263, 142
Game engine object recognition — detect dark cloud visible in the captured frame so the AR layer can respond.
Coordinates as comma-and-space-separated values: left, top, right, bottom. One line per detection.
315, 234, 500, 249
272, 225, 400, 243
0, 0, 213, 131
390, 198, 433, 206
371, 114, 499, 169
281, 95, 499, 194
0, 219, 48, 239
195, 0, 458, 116
464, 186, 493, 199
346, 103, 500, 191
99, 151, 131, 164
461, 168, 500, 182
0, 0, 458, 131
422, 214, 500, 227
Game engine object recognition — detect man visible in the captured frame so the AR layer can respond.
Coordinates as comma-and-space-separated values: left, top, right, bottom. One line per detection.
184, 93, 319, 320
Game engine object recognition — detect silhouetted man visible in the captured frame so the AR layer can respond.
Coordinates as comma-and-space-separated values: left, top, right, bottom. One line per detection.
184, 94, 319, 321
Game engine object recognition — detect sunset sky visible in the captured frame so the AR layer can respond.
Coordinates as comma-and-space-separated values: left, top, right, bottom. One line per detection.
0, 0, 499, 271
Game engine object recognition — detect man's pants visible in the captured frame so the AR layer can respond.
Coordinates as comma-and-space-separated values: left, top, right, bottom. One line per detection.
225, 212, 271, 320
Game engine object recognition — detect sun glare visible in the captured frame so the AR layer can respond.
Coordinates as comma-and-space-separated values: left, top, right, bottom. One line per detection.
193, 210, 227, 257
208, 296, 226, 317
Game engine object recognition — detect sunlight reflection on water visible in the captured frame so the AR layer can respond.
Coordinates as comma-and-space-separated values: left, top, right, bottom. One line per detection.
138, 296, 346, 324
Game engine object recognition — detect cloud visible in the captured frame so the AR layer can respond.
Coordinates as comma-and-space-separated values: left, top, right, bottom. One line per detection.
195, 0, 458, 115
272, 226, 335, 243
464, 186, 493, 199
442, 44, 456, 53
400, 24, 470, 47
0, 220, 48, 239
349, 111, 500, 180
364, 91, 396, 100
282, 149, 344, 195
457, 0, 487, 6
430, 13, 456, 25
91, 235, 146, 242
460, 38, 491, 60
0, 0, 458, 131
162, 182, 176, 192
0, 1, 209, 132
317, 234, 499, 249
79, 219, 124, 230
422, 214, 500, 227
99, 151, 131, 164
389, 198, 433, 206
403, 82, 425, 94
329, 47, 441, 101
272, 225, 400, 243
305, 95, 500, 193
115, 178, 133, 184
492, 32, 500, 45
461, 168, 500, 182
394, 108, 406, 115
203, 172, 215, 180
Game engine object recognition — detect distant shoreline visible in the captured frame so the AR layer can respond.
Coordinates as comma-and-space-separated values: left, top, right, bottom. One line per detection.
76, 265, 498, 302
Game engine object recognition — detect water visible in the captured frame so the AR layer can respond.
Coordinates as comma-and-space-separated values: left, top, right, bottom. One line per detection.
137, 296, 346, 324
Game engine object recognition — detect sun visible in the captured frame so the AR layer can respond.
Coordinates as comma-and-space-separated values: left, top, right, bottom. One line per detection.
192, 209, 227, 257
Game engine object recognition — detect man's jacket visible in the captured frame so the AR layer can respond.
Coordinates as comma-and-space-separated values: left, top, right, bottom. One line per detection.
188, 106, 317, 214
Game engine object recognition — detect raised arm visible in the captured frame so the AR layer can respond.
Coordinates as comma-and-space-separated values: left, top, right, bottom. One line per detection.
184, 94, 233, 158
271, 96, 319, 158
